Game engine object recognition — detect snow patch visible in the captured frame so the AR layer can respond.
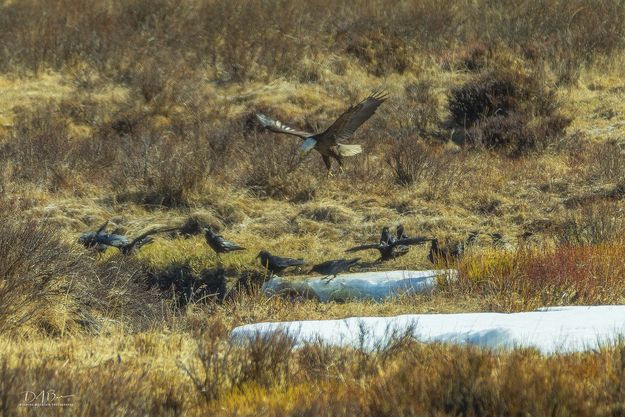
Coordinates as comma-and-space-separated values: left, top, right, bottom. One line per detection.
263, 269, 457, 302
230, 305, 625, 354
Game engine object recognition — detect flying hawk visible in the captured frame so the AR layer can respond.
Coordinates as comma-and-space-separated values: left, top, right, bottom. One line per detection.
256, 89, 388, 175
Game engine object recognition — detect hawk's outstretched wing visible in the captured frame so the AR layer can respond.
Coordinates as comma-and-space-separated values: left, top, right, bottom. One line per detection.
320, 89, 388, 143
256, 113, 314, 139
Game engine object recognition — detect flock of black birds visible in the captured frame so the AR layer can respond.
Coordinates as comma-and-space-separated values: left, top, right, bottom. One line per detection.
78, 219, 502, 281
78, 221, 178, 255
77, 90, 517, 287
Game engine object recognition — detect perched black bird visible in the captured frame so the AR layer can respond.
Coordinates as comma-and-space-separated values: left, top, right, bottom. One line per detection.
311, 258, 360, 280
346, 225, 430, 262
428, 231, 479, 264
396, 224, 407, 240
380, 226, 392, 245
257, 250, 305, 275
204, 228, 245, 254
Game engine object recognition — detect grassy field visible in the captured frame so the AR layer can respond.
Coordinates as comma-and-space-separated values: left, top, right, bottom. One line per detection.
3, 0, 625, 415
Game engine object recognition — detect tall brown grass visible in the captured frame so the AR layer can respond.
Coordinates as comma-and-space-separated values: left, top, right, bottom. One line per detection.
0, 212, 163, 335
458, 241, 625, 309
4, 326, 625, 416
3, 0, 625, 414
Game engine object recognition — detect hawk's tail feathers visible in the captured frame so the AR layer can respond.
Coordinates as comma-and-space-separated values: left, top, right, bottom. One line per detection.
336, 143, 362, 157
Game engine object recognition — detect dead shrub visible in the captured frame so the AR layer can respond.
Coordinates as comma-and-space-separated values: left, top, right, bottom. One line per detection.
87, 255, 164, 332
555, 201, 625, 246
241, 130, 318, 201
345, 30, 411, 76
182, 322, 295, 403
4, 104, 80, 190
387, 139, 432, 186
468, 113, 570, 157
403, 80, 440, 134
468, 114, 533, 156
386, 139, 466, 198
450, 67, 570, 156
448, 70, 518, 127
0, 215, 161, 334
109, 130, 212, 207
0, 217, 84, 333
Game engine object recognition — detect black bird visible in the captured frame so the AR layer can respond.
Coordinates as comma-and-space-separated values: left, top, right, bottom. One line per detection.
79, 222, 177, 255
257, 250, 305, 275
204, 227, 245, 254
118, 227, 178, 255
311, 258, 360, 280
380, 226, 392, 245
346, 226, 430, 261
428, 231, 480, 264
78, 221, 129, 253
396, 224, 407, 240
77, 221, 104, 251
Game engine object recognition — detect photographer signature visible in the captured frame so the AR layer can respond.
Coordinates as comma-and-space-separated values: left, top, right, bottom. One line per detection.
19, 390, 75, 407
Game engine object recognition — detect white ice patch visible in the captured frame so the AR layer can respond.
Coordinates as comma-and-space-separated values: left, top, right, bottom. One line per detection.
230, 305, 625, 354
299, 137, 317, 154
263, 270, 456, 302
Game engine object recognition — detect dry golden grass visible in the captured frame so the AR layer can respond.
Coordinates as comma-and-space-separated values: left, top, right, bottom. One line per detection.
3, 0, 625, 414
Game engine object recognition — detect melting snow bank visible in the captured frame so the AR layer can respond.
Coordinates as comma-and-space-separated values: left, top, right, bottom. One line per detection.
262, 269, 457, 302
230, 305, 625, 354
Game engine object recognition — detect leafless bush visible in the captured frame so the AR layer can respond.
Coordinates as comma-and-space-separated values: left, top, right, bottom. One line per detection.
555, 201, 625, 245
3, 104, 81, 190
402, 80, 440, 134
241, 130, 318, 201
0, 213, 163, 334
87, 255, 164, 332
109, 130, 212, 207
182, 322, 295, 403
0, 217, 84, 333
587, 140, 625, 182
449, 68, 551, 127
386, 139, 465, 198
450, 67, 571, 156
